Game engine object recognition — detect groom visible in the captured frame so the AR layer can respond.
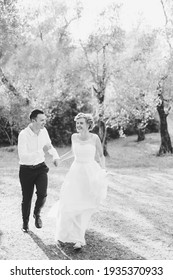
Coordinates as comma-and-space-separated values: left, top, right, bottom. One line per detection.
18, 109, 59, 232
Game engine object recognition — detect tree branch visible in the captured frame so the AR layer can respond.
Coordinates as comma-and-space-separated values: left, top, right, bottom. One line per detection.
0, 67, 19, 96
79, 40, 96, 82
160, 0, 168, 25
160, 0, 173, 50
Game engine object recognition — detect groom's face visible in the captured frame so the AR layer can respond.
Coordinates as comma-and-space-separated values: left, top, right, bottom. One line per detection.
34, 114, 46, 130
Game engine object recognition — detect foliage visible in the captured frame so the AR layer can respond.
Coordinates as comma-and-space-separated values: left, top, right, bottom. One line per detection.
0, 0, 82, 112
0, 0, 172, 150
0, 0, 22, 64
0, 98, 31, 145
47, 94, 92, 146
104, 29, 160, 138
78, 4, 125, 155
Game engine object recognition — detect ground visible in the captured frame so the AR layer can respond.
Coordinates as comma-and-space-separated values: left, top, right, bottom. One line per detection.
0, 132, 173, 260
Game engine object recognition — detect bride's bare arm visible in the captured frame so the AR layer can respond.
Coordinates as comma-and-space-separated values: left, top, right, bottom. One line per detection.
60, 149, 74, 162
95, 134, 106, 169
60, 134, 75, 162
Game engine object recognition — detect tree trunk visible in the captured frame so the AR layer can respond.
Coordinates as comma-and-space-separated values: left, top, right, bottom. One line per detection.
0, 67, 30, 105
93, 85, 109, 156
157, 102, 173, 155
137, 128, 145, 142
98, 119, 109, 156
1, 127, 12, 145
0, 67, 18, 96
10, 126, 14, 146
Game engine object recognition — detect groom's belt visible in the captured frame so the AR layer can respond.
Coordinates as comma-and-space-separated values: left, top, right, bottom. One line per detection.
20, 162, 45, 169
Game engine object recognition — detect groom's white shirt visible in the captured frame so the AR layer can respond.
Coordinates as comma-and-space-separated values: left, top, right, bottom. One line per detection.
18, 125, 59, 165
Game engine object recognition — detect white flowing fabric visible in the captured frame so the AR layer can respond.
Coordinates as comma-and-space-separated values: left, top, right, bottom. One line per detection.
50, 133, 108, 245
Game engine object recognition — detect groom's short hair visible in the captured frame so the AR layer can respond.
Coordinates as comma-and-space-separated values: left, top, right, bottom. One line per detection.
30, 109, 44, 120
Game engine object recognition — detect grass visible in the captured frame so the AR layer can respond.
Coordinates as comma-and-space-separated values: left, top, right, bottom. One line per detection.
1, 132, 173, 260
1, 132, 173, 170
107, 133, 173, 170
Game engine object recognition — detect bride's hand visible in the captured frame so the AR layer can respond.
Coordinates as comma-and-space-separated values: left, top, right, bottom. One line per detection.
53, 158, 61, 167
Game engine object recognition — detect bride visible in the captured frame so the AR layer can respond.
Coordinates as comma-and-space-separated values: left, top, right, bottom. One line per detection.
51, 112, 108, 250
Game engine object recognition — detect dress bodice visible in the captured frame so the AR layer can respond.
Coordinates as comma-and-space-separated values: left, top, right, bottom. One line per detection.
72, 134, 96, 163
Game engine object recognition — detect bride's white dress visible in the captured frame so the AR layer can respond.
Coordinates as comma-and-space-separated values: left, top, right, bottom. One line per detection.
51, 133, 108, 245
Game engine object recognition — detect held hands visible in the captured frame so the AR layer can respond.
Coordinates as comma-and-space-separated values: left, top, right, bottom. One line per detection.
43, 143, 52, 153
53, 158, 61, 167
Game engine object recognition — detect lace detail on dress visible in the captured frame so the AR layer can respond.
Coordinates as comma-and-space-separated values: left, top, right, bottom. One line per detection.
72, 133, 96, 145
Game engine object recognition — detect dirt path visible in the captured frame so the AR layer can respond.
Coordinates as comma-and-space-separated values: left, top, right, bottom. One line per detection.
0, 163, 173, 260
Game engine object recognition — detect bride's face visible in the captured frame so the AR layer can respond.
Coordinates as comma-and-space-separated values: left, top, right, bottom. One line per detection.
76, 118, 89, 133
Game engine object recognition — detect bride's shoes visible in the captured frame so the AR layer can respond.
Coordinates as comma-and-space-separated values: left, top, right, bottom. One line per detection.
73, 242, 82, 250
56, 241, 83, 250
56, 240, 65, 247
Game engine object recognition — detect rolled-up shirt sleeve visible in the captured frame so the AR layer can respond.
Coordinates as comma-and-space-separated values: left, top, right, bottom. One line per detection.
18, 132, 43, 163
48, 145, 60, 160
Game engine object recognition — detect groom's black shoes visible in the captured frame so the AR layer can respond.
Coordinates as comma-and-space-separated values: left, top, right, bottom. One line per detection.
22, 222, 29, 233
33, 214, 42, 228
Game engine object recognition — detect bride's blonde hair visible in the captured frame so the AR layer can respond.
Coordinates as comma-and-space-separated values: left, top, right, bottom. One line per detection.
74, 112, 94, 130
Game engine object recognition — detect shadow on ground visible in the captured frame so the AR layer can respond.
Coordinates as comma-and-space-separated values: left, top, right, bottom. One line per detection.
28, 230, 145, 260
0, 230, 3, 245
28, 231, 68, 260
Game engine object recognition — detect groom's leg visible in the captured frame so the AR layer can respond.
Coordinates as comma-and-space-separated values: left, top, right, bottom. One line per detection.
33, 164, 49, 228
19, 167, 35, 230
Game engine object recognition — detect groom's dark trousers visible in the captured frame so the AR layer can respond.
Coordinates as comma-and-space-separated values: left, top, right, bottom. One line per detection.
19, 162, 49, 224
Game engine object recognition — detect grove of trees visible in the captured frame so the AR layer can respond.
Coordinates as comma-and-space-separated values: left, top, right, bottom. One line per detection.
0, 0, 173, 156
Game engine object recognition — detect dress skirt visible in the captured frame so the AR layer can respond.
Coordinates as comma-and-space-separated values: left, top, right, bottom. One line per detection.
49, 159, 108, 245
